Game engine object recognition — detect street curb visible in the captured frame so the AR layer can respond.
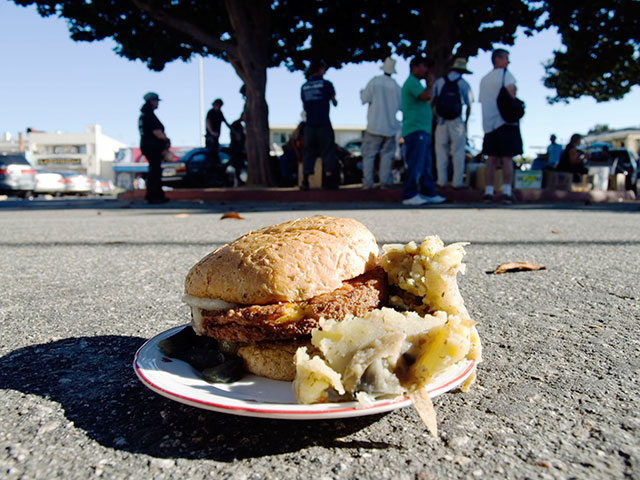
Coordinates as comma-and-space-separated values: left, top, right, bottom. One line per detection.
118, 187, 636, 204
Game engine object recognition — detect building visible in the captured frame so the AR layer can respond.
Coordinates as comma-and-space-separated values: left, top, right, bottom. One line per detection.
0, 132, 25, 154
26, 125, 127, 180
269, 124, 366, 149
583, 127, 640, 155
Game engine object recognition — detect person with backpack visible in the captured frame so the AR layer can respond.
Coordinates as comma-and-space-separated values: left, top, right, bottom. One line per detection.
433, 58, 474, 189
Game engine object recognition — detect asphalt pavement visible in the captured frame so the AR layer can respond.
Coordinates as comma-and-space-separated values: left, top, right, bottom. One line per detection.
0, 197, 639, 479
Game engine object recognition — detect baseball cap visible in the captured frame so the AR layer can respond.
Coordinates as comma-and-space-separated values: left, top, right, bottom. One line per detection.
143, 92, 161, 102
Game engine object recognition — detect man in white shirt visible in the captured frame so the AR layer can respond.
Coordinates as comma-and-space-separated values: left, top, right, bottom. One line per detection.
359, 57, 402, 189
433, 58, 474, 188
479, 48, 523, 204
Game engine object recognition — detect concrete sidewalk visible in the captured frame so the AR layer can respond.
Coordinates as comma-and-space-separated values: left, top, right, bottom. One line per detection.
118, 184, 636, 204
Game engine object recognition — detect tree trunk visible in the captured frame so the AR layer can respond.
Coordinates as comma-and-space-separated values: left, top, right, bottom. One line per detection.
225, 0, 275, 187
242, 74, 272, 187
131, 0, 276, 186
423, 1, 459, 77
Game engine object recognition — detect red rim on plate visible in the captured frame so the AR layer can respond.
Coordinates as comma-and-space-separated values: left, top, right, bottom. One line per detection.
133, 325, 477, 420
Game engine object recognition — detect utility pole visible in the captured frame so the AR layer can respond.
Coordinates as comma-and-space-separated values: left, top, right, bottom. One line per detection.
198, 56, 205, 147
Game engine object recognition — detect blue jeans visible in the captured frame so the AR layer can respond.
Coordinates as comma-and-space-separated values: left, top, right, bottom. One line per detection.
402, 130, 437, 199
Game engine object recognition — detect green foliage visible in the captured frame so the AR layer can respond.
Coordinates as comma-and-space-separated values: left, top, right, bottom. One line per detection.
589, 124, 612, 134
12, 0, 313, 71
542, 0, 640, 103
11, 0, 640, 102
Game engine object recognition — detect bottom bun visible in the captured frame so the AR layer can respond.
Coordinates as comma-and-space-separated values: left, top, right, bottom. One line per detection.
236, 338, 317, 382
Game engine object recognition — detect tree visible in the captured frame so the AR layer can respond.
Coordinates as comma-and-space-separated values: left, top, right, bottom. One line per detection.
14, 1, 640, 186
305, 0, 639, 100
589, 124, 612, 134
13, 0, 314, 186
541, 1, 640, 103
299, 0, 541, 79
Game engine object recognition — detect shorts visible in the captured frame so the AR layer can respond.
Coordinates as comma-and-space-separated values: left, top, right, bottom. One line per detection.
482, 124, 523, 157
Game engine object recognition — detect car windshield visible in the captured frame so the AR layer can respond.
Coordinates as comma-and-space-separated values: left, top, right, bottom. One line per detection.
0, 155, 30, 166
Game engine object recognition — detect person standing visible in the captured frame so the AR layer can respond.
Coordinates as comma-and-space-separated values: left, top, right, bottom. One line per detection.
400, 56, 446, 205
205, 99, 230, 167
546, 134, 562, 167
228, 119, 246, 186
433, 58, 474, 188
138, 92, 170, 204
478, 48, 523, 204
300, 60, 338, 190
359, 57, 402, 189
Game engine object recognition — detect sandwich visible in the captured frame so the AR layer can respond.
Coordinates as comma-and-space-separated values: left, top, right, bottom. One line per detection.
181, 215, 388, 381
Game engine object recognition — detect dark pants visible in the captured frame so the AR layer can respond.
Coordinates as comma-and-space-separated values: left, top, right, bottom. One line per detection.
302, 125, 337, 175
143, 149, 165, 202
205, 135, 220, 166
402, 130, 437, 199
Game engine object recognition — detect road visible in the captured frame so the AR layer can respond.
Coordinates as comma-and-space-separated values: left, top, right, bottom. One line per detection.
0, 197, 639, 479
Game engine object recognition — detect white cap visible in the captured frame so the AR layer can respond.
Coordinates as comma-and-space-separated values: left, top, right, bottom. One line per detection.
380, 57, 397, 75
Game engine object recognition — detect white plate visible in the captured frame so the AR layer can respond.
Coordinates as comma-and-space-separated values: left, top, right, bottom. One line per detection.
134, 325, 477, 420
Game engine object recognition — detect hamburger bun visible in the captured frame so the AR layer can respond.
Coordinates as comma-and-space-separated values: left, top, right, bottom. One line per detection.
236, 339, 319, 382
185, 216, 379, 305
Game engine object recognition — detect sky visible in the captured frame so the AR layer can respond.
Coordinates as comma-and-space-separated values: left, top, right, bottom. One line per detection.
2, 2, 640, 157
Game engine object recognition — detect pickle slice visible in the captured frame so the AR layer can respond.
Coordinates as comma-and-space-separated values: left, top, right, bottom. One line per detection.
202, 358, 245, 384
158, 326, 199, 357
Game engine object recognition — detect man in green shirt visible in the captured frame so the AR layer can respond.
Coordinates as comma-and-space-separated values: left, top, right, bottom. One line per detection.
401, 56, 445, 205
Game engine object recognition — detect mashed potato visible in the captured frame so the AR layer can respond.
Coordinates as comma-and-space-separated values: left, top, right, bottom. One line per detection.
293, 236, 482, 413
380, 236, 469, 317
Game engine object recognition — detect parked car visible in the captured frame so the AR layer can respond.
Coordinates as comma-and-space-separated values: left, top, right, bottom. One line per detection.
0, 153, 36, 197
56, 170, 93, 195
161, 147, 235, 188
34, 170, 65, 196
343, 139, 363, 158
89, 175, 115, 195
586, 148, 638, 191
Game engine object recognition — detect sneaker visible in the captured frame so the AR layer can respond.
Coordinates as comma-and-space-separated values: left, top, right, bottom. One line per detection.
420, 194, 446, 204
502, 194, 514, 205
483, 194, 493, 204
402, 194, 428, 206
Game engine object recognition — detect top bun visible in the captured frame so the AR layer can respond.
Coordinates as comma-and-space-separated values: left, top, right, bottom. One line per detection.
185, 216, 379, 305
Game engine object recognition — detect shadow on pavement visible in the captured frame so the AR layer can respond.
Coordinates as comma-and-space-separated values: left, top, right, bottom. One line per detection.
0, 336, 397, 461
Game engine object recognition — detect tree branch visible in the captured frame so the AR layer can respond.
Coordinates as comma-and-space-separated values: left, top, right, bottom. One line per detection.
131, 0, 237, 57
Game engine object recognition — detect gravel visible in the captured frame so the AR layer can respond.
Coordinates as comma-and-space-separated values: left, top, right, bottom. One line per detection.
0, 198, 638, 479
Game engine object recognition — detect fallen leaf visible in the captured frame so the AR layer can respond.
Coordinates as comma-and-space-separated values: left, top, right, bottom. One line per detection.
551, 229, 560, 234
221, 211, 244, 220
492, 262, 546, 274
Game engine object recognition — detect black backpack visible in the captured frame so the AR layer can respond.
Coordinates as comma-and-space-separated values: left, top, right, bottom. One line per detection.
497, 69, 525, 123
435, 76, 462, 120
